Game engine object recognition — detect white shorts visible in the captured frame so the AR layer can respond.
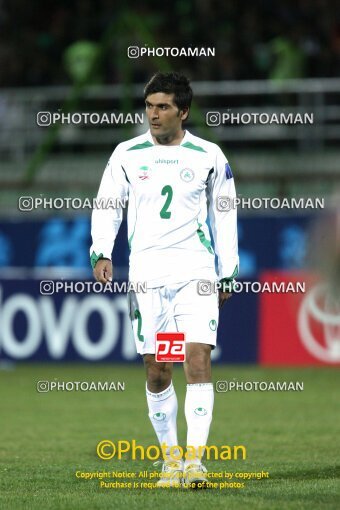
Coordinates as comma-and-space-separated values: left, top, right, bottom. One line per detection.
128, 280, 219, 355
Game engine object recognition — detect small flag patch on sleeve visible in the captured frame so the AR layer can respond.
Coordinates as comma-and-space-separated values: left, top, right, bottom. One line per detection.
225, 163, 233, 179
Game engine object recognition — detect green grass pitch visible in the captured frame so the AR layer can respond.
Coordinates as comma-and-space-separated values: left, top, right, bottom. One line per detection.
0, 363, 339, 510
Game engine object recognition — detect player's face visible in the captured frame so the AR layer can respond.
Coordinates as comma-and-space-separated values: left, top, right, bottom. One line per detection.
145, 93, 189, 143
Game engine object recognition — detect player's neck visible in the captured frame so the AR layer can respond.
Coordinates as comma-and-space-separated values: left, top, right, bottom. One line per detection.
152, 129, 185, 146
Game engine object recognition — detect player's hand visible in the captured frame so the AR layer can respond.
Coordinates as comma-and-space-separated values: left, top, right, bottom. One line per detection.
93, 259, 113, 284
218, 290, 232, 309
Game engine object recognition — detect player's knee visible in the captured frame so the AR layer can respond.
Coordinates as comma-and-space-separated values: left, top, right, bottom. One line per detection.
144, 356, 172, 392
147, 369, 172, 392
185, 345, 211, 380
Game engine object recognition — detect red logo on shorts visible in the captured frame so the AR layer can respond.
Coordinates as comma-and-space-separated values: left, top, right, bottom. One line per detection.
156, 333, 185, 362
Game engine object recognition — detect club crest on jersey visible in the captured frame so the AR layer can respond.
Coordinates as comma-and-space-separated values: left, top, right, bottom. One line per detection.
180, 168, 194, 182
138, 165, 151, 180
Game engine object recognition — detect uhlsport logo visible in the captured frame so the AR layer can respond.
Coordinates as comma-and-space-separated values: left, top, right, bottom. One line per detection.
298, 283, 340, 363
180, 168, 194, 182
138, 166, 151, 180
194, 407, 208, 416
153, 412, 166, 421
209, 319, 217, 331
155, 159, 179, 165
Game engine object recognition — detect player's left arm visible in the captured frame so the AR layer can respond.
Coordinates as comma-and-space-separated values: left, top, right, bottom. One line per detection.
207, 146, 239, 308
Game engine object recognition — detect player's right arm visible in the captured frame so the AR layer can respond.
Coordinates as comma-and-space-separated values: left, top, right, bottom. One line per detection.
90, 146, 129, 283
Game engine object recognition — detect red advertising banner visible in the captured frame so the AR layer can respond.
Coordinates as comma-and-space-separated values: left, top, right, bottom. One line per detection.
259, 271, 340, 365
155, 332, 186, 362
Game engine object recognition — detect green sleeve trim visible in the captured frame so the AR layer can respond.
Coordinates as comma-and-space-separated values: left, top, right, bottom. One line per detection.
196, 221, 214, 254
90, 251, 104, 269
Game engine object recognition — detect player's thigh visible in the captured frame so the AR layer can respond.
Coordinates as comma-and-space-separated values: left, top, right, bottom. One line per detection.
173, 280, 219, 348
128, 288, 173, 355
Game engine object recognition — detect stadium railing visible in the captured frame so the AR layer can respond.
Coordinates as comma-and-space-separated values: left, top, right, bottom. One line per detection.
0, 78, 339, 212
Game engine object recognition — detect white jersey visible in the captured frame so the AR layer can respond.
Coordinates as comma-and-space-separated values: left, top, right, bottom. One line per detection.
90, 129, 239, 287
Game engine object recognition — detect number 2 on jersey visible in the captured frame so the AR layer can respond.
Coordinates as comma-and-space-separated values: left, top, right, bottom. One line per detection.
160, 185, 173, 219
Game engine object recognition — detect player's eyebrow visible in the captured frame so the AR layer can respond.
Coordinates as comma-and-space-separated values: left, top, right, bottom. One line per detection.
145, 100, 171, 108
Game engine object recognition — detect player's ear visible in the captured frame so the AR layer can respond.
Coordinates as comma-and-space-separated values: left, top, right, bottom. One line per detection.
180, 107, 189, 121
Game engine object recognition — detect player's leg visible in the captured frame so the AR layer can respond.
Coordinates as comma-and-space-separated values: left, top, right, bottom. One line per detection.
144, 353, 172, 392
143, 354, 179, 456
182, 342, 214, 486
129, 287, 182, 485
173, 281, 217, 487
183, 342, 212, 383
183, 341, 214, 462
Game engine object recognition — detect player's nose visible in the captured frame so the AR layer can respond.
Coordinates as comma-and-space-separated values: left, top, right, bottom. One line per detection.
151, 109, 159, 119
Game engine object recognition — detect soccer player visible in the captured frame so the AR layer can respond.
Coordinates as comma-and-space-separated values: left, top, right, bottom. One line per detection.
90, 72, 239, 488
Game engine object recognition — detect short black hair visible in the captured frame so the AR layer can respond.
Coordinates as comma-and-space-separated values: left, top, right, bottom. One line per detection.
144, 72, 193, 111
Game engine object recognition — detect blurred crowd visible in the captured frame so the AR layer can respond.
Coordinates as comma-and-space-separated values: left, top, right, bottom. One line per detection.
1, 0, 340, 87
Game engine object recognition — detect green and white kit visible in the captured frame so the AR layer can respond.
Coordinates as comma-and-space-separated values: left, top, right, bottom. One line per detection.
90, 129, 239, 353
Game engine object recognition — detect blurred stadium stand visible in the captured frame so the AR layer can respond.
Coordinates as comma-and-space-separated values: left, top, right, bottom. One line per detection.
1, 0, 340, 211
0, 78, 340, 212
1, 0, 340, 87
